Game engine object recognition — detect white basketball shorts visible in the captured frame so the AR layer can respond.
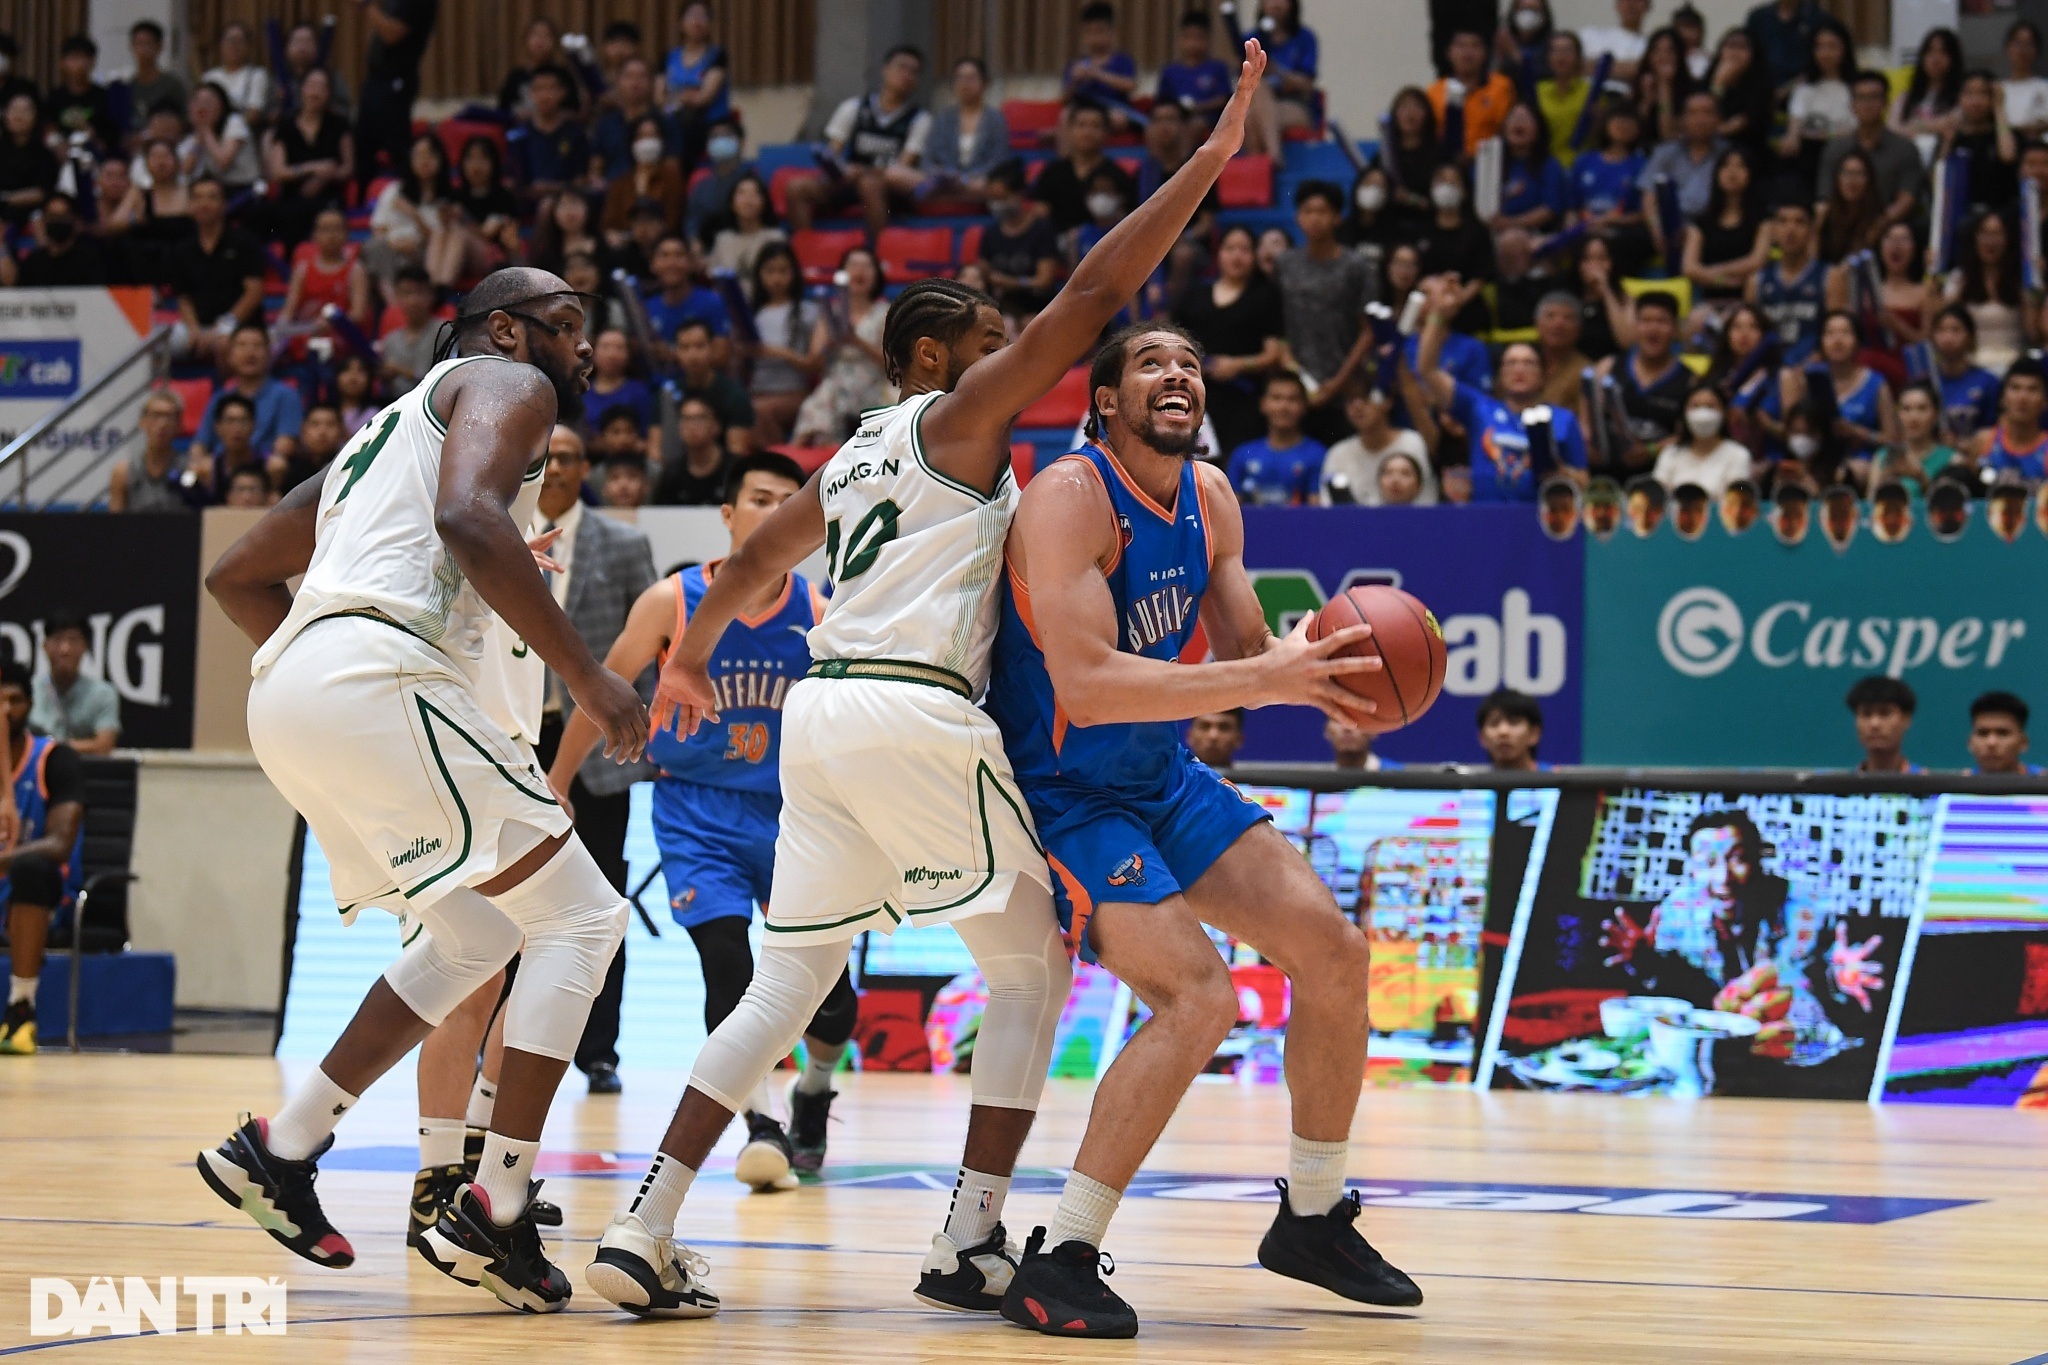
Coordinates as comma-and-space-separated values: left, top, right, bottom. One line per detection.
248, 613, 570, 923
767, 675, 1051, 943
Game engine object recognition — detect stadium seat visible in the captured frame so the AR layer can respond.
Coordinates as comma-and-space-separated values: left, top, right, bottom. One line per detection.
164, 378, 214, 437
878, 226, 954, 281
769, 165, 823, 217
1010, 443, 1036, 486
791, 228, 868, 285
434, 119, 507, 167
1004, 99, 1063, 148
1218, 154, 1275, 208
958, 224, 983, 265
1015, 366, 1091, 430
1622, 275, 1692, 318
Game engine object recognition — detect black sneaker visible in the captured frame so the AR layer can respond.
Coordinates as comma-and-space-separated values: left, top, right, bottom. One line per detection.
196, 1114, 355, 1269
999, 1226, 1138, 1339
416, 1180, 572, 1313
734, 1110, 797, 1191
585, 1062, 622, 1095
0, 997, 35, 1054
1257, 1178, 1423, 1307
915, 1224, 1017, 1312
408, 1163, 468, 1250
788, 1086, 835, 1176
463, 1126, 562, 1227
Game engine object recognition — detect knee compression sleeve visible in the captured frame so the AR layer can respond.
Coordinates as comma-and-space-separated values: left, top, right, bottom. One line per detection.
489, 837, 628, 1061
383, 887, 524, 1026
805, 966, 859, 1048
685, 916, 756, 1034
688, 937, 847, 1114
953, 880, 1073, 1111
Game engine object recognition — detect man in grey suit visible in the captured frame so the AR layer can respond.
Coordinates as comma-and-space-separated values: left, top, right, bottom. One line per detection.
534, 425, 657, 1093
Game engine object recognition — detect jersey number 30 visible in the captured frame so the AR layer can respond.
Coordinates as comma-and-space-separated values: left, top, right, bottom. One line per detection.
824, 499, 899, 583
723, 722, 770, 763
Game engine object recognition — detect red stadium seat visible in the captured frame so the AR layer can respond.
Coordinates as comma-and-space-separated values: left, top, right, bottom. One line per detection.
686, 164, 712, 194
877, 225, 954, 281
164, 378, 214, 437
434, 119, 507, 168
1004, 99, 1063, 148
1111, 153, 1142, 179
1217, 154, 1274, 208
769, 166, 823, 217
958, 224, 983, 264
790, 228, 868, 285
775, 444, 842, 475
1010, 443, 1036, 486
1015, 366, 1091, 430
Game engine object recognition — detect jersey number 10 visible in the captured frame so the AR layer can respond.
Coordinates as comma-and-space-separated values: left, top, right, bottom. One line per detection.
823, 499, 900, 583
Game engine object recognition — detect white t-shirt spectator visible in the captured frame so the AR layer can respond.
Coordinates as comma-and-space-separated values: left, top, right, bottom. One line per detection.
1652, 438, 1752, 499
1579, 26, 1648, 70
1320, 429, 1436, 505
1787, 80, 1855, 140
180, 112, 260, 187
202, 64, 272, 122
2005, 77, 2048, 130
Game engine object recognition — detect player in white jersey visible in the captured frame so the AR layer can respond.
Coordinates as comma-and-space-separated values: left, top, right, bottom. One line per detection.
582, 41, 1272, 1323
197, 270, 648, 1314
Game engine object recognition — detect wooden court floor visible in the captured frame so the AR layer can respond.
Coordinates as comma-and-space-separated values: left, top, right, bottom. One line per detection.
3, 1055, 2045, 1363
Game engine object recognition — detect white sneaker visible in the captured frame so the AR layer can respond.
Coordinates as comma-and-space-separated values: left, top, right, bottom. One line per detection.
914, 1224, 1019, 1312
585, 1213, 720, 1318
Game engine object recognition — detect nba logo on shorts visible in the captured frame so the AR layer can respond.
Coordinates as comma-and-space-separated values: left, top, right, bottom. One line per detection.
1107, 854, 1146, 887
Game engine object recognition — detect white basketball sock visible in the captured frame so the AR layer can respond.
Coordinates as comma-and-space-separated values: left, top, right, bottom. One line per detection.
267, 1068, 358, 1162
627, 1151, 698, 1239
798, 1039, 846, 1095
944, 1167, 1010, 1247
466, 1075, 497, 1128
475, 1133, 539, 1226
418, 1116, 466, 1169
1286, 1134, 1350, 1217
9, 974, 35, 1005
1047, 1172, 1122, 1251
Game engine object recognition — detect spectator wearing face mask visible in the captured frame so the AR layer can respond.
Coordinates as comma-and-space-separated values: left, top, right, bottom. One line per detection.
684, 118, 750, 243
17, 194, 108, 287
974, 159, 1063, 319
1653, 383, 1756, 499
600, 114, 686, 234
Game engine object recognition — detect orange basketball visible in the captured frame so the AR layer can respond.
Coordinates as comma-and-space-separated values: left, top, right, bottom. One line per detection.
1306, 585, 1448, 734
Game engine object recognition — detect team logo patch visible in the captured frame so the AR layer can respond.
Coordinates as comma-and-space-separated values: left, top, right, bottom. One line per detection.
1106, 853, 1146, 887
671, 888, 696, 909
1117, 513, 1134, 551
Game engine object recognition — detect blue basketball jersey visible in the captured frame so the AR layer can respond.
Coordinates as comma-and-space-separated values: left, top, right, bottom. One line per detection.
3, 735, 83, 905
988, 445, 1212, 798
645, 564, 824, 794
1757, 257, 1826, 364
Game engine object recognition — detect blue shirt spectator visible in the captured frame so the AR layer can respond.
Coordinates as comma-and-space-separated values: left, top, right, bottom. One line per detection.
1501, 156, 1568, 222
1229, 436, 1328, 505
1571, 148, 1647, 218
1403, 331, 1493, 393
1937, 364, 1999, 443
510, 115, 591, 192
591, 61, 680, 179
643, 284, 731, 341
664, 38, 731, 124
194, 379, 304, 462
586, 376, 655, 431
1158, 56, 1232, 115
1451, 382, 1588, 502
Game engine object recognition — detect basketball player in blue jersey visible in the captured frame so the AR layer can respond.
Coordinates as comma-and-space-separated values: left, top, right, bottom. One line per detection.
1970, 356, 2048, 480
0, 660, 86, 1056
549, 453, 859, 1191
1748, 199, 1825, 366
983, 323, 1422, 1337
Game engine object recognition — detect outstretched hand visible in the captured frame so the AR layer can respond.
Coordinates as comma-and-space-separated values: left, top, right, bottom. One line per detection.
650, 650, 719, 742
1203, 39, 1269, 161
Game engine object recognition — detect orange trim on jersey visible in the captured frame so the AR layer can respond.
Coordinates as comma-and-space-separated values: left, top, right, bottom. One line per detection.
1193, 463, 1215, 571
1053, 453, 1125, 576
701, 558, 796, 630
1046, 852, 1094, 959
10, 736, 31, 785
1092, 441, 1179, 523
1006, 557, 1068, 753
33, 738, 50, 801
806, 581, 829, 626
659, 572, 691, 670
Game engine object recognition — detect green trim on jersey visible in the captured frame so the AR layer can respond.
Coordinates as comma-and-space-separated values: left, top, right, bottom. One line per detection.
904, 759, 1043, 917
909, 392, 1001, 504
806, 657, 971, 697
423, 353, 521, 438
318, 606, 431, 644
402, 694, 557, 900
764, 901, 905, 935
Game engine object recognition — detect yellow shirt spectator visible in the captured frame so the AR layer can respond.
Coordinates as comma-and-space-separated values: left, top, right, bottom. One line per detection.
1538, 76, 1591, 161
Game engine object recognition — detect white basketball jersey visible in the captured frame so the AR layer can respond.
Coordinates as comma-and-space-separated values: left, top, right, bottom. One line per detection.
251, 354, 548, 677
806, 390, 1017, 694
470, 583, 546, 743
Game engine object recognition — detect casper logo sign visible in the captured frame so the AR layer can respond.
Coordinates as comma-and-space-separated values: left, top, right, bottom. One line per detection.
1251, 569, 1568, 697
1657, 586, 2028, 681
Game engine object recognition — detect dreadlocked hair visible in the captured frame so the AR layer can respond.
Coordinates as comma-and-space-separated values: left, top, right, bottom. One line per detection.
1083, 321, 1205, 441
881, 279, 993, 386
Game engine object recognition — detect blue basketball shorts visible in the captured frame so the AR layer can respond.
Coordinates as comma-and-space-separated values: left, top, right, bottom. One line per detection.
1024, 751, 1269, 964
650, 779, 781, 928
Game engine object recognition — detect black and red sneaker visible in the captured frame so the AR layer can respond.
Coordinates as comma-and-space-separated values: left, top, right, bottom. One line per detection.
196, 1114, 355, 1268
1257, 1178, 1423, 1307
998, 1226, 1138, 1339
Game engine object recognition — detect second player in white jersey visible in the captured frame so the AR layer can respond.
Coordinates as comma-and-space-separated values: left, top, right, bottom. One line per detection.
809, 390, 1018, 693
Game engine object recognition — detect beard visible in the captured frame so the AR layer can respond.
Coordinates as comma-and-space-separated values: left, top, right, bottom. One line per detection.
532, 346, 587, 424
1129, 405, 1205, 459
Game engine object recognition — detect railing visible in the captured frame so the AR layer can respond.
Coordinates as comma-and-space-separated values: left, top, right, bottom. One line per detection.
0, 325, 171, 512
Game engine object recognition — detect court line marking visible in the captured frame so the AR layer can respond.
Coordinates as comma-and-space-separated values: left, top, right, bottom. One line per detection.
2008, 1354, 2048, 1365
0, 1306, 1299, 1355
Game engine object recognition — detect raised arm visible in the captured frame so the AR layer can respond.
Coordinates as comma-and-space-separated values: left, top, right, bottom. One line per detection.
653, 475, 827, 736
920, 40, 1269, 481
436, 367, 646, 760
1010, 458, 1375, 728
1414, 274, 1462, 410
549, 575, 678, 799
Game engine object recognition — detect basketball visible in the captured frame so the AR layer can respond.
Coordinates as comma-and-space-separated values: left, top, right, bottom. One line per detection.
1307, 586, 1448, 733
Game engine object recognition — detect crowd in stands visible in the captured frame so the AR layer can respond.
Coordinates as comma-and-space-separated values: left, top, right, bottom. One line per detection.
6, 1, 2048, 517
